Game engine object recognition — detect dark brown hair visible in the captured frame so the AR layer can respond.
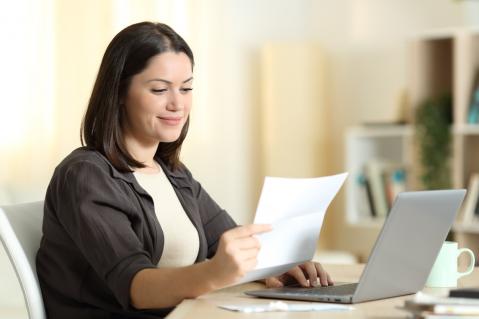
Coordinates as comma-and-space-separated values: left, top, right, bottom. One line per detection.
81, 22, 194, 172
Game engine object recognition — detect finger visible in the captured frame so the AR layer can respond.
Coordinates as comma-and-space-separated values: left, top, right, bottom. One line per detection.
265, 277, 284, 288
277, 273, 296, 286
238, 247, 260, 260
228, 224, 272, 239
236, 236, 261, 250
287, 266, 309, 287
327, 272, 334, 286
314, 263, 331, 286
301, 262, 320, 287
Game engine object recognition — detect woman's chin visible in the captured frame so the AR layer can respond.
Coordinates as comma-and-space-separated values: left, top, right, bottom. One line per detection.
158, 134, 181, 143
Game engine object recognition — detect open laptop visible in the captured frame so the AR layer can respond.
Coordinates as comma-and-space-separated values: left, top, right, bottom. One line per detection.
245, 189, 466, 304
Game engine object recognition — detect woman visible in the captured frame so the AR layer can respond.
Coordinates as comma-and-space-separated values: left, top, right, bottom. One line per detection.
36, 22, 333, 319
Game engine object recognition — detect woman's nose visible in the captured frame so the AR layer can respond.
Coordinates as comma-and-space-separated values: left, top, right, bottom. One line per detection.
166, 90, 183, 111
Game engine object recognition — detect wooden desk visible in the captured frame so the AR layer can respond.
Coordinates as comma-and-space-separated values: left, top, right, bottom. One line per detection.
167, 264, 479, 319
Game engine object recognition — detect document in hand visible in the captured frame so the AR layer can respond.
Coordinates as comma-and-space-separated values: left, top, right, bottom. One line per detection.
234, 172, 348, 285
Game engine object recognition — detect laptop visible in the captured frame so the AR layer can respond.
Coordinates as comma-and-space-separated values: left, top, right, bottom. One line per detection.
245, 189, 466, 304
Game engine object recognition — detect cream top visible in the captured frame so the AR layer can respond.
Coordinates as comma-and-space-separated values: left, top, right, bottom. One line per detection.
134, 165, 199, 267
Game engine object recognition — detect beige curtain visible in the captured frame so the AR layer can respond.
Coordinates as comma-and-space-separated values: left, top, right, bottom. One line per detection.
0, 0, 192, 204
260, 43, 331, 178
0, 0, 55, 203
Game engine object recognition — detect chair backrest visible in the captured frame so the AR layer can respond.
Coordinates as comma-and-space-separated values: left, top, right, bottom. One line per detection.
0, 201, 46, 319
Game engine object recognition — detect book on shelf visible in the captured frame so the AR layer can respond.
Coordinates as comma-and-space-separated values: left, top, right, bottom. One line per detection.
368, 160, 407, 217
361, 121, 407, 127
356, 173, 376, 218
356, 160, 407, 219
399, 292, 479, 319
460, 173, 479, 224
383, 167, 406, 209
468, 73, 479, 124
468, 91, 479, 124
475, 195, 479, 222
366, 161, 389, 218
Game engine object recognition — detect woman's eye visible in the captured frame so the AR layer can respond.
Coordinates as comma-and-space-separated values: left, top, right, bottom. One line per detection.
151, 88, 167, 94
180, 88, 193, 93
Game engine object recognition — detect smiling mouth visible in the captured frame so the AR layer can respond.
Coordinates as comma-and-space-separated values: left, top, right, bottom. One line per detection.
157, 116, 182, 126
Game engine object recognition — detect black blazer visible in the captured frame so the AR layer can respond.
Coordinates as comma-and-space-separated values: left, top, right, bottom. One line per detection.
36, 147, 237, 319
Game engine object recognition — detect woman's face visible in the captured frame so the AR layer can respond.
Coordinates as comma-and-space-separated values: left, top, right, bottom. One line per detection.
123, 51, 193, 144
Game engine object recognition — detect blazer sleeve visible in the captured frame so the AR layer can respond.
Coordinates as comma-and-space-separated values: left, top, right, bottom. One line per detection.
183, 166, 237, 258
53, 160, 156, 310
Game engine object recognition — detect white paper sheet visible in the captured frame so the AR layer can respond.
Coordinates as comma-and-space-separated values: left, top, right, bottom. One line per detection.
219, 301, 354, 312
234, 172, 348, 285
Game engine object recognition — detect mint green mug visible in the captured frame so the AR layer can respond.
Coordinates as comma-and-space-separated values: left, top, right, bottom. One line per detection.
425, 241, 475, 288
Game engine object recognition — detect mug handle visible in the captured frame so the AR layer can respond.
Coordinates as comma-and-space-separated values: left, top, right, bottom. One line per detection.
456, 248, 475, 279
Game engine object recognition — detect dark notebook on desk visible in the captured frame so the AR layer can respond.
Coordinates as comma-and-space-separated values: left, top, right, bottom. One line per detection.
245, 190, 466, 304
450, 288, 479, 299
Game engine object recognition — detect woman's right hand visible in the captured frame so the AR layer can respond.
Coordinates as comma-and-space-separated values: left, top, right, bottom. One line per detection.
209, 224, 272, 288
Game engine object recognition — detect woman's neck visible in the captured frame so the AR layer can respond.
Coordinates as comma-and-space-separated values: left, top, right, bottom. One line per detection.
123, 131, 160, 172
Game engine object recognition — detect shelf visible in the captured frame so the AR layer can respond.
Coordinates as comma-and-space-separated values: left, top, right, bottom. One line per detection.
345, 126, 411, 228
453, 124, 479, 135
352, 124, 479, 136
346, 28, 479, 259
412, 27, 479, 40
453, 223, 479, 234
348, 125, 412, 138
347, 219, 385, 230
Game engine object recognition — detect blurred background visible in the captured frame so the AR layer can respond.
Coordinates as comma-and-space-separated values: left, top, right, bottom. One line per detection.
1, 0, 479, 316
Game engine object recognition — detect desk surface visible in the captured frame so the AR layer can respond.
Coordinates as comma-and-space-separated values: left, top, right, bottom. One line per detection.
166, 264, 479, 319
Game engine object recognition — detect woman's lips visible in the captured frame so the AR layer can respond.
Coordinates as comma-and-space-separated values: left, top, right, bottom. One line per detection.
157, 116, 182, 126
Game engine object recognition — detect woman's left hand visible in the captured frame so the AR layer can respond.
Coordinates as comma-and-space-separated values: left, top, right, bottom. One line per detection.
264, 261, 333, 288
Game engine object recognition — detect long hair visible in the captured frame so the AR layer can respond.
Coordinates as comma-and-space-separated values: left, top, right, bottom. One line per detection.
81, 22, 194, 172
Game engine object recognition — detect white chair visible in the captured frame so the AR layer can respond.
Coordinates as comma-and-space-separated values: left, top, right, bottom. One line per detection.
0, 201, 46, 319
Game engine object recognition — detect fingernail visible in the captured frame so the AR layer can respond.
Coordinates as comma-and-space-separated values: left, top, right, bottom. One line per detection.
313, 279, 319, 287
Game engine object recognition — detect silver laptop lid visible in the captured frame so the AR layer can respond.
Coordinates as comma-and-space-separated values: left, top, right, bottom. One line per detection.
353, 189, 466, 303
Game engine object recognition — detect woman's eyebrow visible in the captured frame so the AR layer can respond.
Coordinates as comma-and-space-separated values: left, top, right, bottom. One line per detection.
146, 77, 193, 84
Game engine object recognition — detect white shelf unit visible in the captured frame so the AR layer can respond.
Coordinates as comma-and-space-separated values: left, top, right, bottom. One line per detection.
343, 28, 479, 261
345, 125, 413, 228
408, 28, 479, 190
407, 28, 479, 262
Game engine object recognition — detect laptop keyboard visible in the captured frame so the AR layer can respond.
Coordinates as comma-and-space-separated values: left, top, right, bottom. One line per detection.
281, 283, 358, 296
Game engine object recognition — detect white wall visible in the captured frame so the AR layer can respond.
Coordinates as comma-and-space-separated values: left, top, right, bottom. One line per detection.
182, 0, 479, 246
